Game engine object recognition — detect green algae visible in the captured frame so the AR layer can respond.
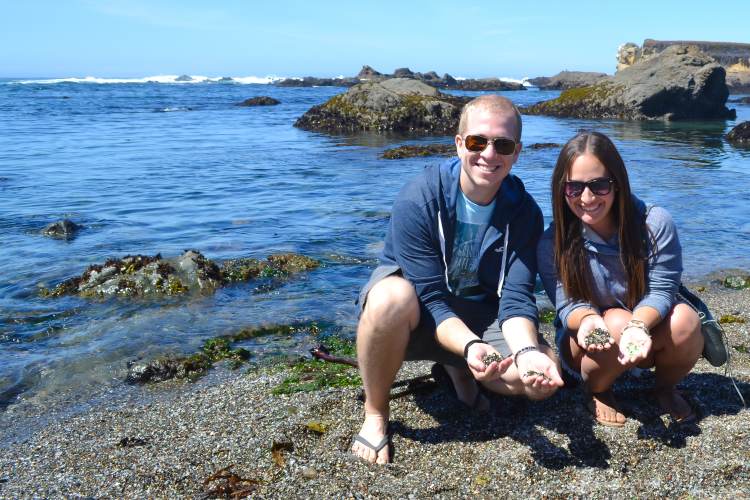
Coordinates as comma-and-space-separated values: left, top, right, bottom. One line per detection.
539, 309, 556, 324
220, 254, 320, 283
520, 82, 628, 119
724, 275, 750, 290
272, 334, 360, 395
220, 258, 270, 283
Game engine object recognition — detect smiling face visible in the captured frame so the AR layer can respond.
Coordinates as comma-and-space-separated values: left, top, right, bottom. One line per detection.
455, 109, 521, 206
565, 154, 617, 239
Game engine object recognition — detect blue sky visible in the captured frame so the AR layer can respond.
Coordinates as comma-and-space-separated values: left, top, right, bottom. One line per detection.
2, 0, 748, 79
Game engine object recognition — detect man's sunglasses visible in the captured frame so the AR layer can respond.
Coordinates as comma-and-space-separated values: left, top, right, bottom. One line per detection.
463, 135, 517, 156
564, 178, 615, 198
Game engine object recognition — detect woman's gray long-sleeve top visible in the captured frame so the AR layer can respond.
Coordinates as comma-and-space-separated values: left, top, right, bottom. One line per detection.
537, 196, 683, 343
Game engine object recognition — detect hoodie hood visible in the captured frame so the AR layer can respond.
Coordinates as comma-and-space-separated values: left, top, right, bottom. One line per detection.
437, 157, 529, 237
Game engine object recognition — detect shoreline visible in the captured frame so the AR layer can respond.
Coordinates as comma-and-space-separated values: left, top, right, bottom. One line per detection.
1, 280, 749, 499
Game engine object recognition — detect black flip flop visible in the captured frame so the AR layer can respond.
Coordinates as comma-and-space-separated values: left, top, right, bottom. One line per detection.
347, 424, 392, 463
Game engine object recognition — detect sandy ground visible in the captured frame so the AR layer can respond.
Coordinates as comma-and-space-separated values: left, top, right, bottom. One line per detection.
1, 280, 748, 500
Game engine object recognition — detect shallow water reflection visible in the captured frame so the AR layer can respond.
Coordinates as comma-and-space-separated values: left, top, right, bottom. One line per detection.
0, 80, 748, 409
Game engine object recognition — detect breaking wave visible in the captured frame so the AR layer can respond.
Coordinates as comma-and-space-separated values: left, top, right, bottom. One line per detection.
6, 75, 285, 85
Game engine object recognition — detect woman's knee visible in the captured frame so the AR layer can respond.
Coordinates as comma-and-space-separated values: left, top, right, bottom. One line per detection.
667, 304, 703, 347
602, 308, 630, 341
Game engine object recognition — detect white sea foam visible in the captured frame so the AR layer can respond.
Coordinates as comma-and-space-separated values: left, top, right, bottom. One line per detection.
8, 75, 284, 85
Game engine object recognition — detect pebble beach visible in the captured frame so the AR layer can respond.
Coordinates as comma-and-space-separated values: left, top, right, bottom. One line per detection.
2, 279, 748, 500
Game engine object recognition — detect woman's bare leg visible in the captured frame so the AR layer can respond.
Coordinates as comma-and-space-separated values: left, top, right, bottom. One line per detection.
641, 303, 703, 420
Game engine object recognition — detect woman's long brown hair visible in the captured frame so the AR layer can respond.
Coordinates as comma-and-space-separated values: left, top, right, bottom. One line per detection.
551, 132, 649, 310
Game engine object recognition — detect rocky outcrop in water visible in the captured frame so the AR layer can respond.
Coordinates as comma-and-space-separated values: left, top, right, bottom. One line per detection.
174, 75, 194, 82
42, 219, 82, 237
533, 71, 612, 91
527, 76, 551, 87
279, 65, 525, 91
41, 251, 320, 298
444, 79, 525, 91
725, 122, 750, 144
617, 40, 750, 94
728, 97, 750, 104
235, 96, 280, 106
278, 76, 360, 88
522, 45, 736, 121
294, 79, 472, 134
380, 144, 456, 159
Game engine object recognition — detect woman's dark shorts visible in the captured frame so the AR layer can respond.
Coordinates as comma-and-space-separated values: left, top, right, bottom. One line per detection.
358, 265, 550, 369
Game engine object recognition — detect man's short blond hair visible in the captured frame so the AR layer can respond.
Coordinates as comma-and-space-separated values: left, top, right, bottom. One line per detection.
457, 94, 522, 142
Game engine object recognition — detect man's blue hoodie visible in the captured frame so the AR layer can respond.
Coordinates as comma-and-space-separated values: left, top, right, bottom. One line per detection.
378, 157, 544, 330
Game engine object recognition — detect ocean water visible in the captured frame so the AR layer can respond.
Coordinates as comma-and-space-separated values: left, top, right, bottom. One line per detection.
1, 77, 749, 414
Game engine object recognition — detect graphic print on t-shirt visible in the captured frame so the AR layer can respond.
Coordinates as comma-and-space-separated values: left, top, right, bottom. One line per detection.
447, 191, 495, 299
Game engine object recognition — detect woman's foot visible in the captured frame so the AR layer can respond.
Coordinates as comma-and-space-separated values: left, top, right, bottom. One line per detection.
654, 385, 696, 423
583, 386, 626, 427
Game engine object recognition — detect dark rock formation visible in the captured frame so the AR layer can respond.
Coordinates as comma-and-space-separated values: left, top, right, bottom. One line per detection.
445, 79, 525, 91
277, 77, 359, 88
42, 219, 81, 237
235, 96, 281, 106
219, 77, 233, 81
725, 122, 750, 143
294, 79, 472, 134
41, 251, 320, 298
522, 45, 736, 121
358, 65, 383, 80
525, 143, 564, 149
174, 75, 194, 82
279, 65, 524, 91
536, 71, 611, 91
618, 40, 750, 94
728, 97, 750, 103
527, 76, 552, 87
380, 144, 456, 159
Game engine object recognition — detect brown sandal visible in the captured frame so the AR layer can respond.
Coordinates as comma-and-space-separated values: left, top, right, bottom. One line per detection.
582, 386, 626, 428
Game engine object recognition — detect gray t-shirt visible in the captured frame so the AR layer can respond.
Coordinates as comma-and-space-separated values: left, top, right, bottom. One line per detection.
447, 190, 496, 299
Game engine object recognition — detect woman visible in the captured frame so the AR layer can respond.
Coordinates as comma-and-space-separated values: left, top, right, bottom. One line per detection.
537, 132, 703, 427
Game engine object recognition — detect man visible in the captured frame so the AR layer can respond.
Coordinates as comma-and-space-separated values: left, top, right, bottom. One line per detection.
352, 94, 563, 464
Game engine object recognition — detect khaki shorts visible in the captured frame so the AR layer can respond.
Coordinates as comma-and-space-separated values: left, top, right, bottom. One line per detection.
358, 265, 549, 369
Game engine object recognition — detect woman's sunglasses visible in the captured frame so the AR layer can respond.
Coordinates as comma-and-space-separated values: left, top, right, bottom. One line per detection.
463, 135, 517, 156
564, 178, 615, 198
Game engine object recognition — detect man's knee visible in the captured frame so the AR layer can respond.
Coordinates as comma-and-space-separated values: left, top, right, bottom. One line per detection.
362, 277, 419, 326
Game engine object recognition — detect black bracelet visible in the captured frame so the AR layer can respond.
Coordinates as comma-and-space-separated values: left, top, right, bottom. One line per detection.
513, 346, 540, 366
463, 339, 488, 359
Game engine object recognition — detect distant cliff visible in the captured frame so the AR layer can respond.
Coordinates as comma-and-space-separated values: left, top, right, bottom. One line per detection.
617, 40, 750, 93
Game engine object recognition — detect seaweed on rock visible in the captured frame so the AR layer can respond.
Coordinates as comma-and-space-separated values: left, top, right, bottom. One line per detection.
379, 144, 455, 159
126, 321, 337, 383
41, 251, 321, 298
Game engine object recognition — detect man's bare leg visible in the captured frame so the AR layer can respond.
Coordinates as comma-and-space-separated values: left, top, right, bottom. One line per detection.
351, 276, 420, 464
